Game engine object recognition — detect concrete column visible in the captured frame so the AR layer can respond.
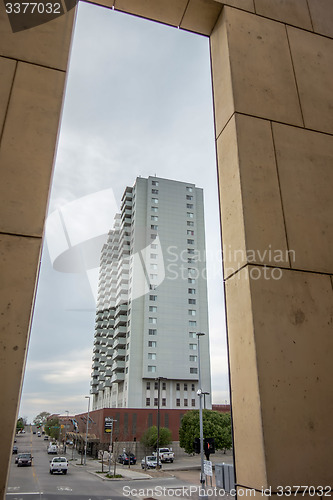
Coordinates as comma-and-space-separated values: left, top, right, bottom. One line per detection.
210, 2, 333, 493
0, 9, 75, 497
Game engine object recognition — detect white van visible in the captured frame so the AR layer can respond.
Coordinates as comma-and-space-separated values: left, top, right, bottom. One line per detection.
47, 444, 58, 454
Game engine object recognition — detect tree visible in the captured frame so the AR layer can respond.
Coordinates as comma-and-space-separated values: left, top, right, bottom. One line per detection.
16, 417, 26, 432
44, 417, 60, 440
33, 411, 50, 428
140, 425, 172, 450
179, 410, 232, 457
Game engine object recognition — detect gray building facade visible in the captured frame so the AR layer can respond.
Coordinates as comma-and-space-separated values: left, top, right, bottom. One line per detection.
91, 176, 211, 410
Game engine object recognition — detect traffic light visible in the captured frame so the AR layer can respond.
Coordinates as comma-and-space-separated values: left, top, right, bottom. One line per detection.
193, 438, 201, 454
204, 438, 215, 459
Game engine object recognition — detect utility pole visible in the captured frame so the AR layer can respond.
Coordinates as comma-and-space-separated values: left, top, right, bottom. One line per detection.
108, 419, 117, 474
84, 396, 90, 466
197, 332, 207, 499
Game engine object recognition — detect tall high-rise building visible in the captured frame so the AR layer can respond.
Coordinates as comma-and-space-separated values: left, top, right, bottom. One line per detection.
91, 176, 211, 410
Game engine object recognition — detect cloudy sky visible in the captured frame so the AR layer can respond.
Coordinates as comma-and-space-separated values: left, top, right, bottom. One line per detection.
19, 1, 230, 423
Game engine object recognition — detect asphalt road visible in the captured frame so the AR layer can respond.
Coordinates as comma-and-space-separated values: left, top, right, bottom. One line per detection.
7, 429, 203, 500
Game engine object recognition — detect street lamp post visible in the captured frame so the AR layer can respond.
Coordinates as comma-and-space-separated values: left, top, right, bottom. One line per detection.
156, 377, 166, 470
108, 419, 117, 474
84, 396, 90, 466
196, 332, 207, 498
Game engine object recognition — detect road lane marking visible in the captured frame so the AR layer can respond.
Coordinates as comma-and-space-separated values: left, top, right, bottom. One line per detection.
6, 492, 43, 495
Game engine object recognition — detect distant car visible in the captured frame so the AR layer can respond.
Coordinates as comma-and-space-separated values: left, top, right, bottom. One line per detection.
117, 453, 136, 465
17, 453, 33, 467
44, 435, 49, 441
49, 456, 68, 475
47, 444, 58, 454
37, 431, 41, 437
141, 456, 159, 469
65, 440, 73, 445
12, 446, 18, 454
33, 431, 36, 435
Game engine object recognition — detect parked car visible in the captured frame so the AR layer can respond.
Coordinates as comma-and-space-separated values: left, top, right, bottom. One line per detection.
17, 453, 33, 467
12, 446, 18, 454
153, 447, 175, 463
117, 452, 136, 465
141, 455, 159, 469
49, 456, 68, 475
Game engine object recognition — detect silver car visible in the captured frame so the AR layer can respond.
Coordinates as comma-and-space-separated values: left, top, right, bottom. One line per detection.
141, 455, 159, 469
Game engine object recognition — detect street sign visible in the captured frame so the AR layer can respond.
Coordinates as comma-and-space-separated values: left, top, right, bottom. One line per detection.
204, 460, 213, 476
104, 417, 113, 433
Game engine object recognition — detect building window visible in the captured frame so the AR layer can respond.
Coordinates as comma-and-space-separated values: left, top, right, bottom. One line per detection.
186, 195, 193, 200
148, 341, 157, 347
187, 239, 194, 245
187, 230, 194, 236
148, 366, 156, 373
188, 248, 195, 254
176, 398, 181, 407
148, 353, 156, 360
154, 398, 158, 406
190, 368, 198, 374
151, 206, 158, 212
151, 234, 157, 240
150, 273, 157, 279
146, 398, 150, 406
188, 299, 196, 305
186, 204, 193, 209
189, 355, 198, 362
146, 382, 151, 390
149, 305, 157, 312
162, 398, 166, 407
150, 253, 157, 259
188, 268, 196, 276
188, 258, 195, 263
150, 284, 157, 290
187, 212, 194, 218
149, 329, 157, 335
188, 288, 196, 294
152, 198, 158, 204
149, 317, 157, 324
188, 278, 196, 284
154, 381, 159, 390
191, 383, 195, 391
186, 186, 193, 192
151, 224, 158, 230
184, 383, 188, 391
187, 221, 194, 227
151, 243, 158, 249
152, 180, 159, 186
184, 399, 188, 407
176, 383, 180, 391
162, 382, 166, 390
189, 332, 196, 338
152, 189, 159, 194
189, 321, 196, 327
189, 344, 197, 350
150, 264, 157, 270
188, 310, 196, 316
149, 295, 157, 301
151, 215, 158, 221
192, 399, 196, 407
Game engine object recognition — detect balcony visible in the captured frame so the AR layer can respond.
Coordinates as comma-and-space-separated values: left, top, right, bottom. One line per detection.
91, 387, 98, 394
112, 360, 125, 371
113, 337, 126, 349
112, 348, 126, 360
111, 372, 125, 384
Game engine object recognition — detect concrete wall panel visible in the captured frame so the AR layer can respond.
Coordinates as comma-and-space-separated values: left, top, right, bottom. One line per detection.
287, 26, 333, 135
254, 0, 312, 30
272, 123, 333, 274
308, 0, 333, 37
217, 114, 289, 279
0, 62, 66, 237
0, 234, 42, 495
225, 266, 267, 490
0, 57, 16, 134
180, 0, 223, 36
114, 0, 188, 27
250, 268, 333, 486
0, 9, 75, 70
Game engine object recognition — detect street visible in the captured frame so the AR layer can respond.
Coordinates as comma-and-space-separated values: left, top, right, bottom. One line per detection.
7, 428, 225, 500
